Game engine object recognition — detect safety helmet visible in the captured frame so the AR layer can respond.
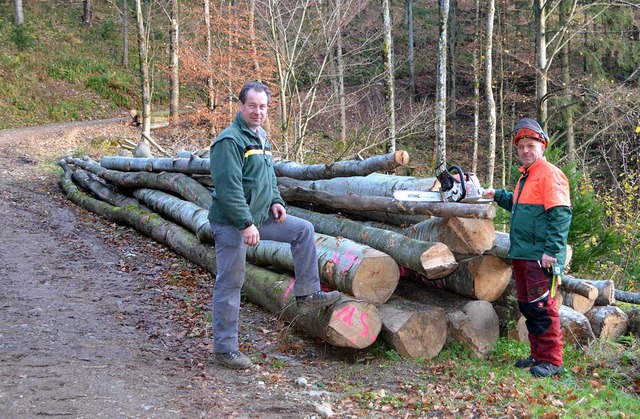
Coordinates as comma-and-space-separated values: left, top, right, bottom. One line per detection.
512, 118, 549, 147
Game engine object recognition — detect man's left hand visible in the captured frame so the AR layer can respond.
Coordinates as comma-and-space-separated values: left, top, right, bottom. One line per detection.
541, 253, 557, 269
271, 203, 287, 223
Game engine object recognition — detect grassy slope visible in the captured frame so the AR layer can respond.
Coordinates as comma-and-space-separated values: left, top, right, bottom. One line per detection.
1, 2, 639, 416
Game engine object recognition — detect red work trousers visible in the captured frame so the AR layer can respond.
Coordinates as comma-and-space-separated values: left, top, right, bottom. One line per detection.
513, 260, 563, 366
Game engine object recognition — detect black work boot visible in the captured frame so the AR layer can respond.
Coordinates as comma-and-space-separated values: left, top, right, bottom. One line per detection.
530, 361, 562, 377
296, 290, 341, 310
515, 356, 538, 369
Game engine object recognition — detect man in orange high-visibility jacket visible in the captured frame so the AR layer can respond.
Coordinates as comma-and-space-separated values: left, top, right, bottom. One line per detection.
484, 118, 572, 378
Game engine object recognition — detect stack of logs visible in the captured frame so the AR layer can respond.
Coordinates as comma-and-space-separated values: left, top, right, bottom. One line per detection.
58, 150, 640, 360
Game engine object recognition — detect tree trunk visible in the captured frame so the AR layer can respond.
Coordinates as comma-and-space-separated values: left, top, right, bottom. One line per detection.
204, 0, 214, 110
70, 168, 149, 211
277, 172, 439, 199
471, 0, 480, 174
394, 280, 499, 359
580, 279, 615, 306
336, 0, 347, 143
406, 0, 416, 99
100, 156, 211, 174
534, 0, 548, 129
434, 255, 512, 302
484, 0, 496, 187
288, 207, 457, 279
14, 0, 24, 25
558, 289, 595, 314
381, 0, 396, 152
585, 305, 628, 341
65, 157, 212, 209
402, 217, 495, 254
122, 0, 129, 67
446, 0, 457, 119
242, 265, 381, 349
169, 0, 179, 123
614, 289, 640, 305
436, 0, 449, 163
274, 150, 409, 180
280, 186, 496, 220
615, 302, 640, 337
83, 0, 93, 27
560, 0, 576, 163
559, 275, 598, 300
377, 296, 447, 359
135, 0, 152, 137
247, 234, 400, 305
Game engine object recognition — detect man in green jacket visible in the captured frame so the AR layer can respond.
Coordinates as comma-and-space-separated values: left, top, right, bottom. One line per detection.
483, 118, 572, 378
208, 81, 340, 370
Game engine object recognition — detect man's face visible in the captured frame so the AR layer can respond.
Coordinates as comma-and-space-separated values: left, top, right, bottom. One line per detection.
239, 88, 269, 130
516, 137, 546, 168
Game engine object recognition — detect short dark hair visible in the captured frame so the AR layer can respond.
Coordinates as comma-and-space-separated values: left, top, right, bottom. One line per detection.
238, 81, 271, 104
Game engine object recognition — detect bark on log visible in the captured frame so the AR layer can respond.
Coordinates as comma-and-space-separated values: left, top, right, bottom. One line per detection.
60, 160, 379, 348
579, 278, 615, 306
584, 305, 628, 341
559, 276, 599, 300
434, 255, 512, 302
394, 280, 499, 359
279, 186, 495, 220
614, 289, 640, 305
277, 172, 440, 198
401, 217, 495, 255
558, 289, 595, 314
247, 234, 399, 304
100, 155, 211, 174
65, 156, 212, 209
70, 167, 150, 211
288, 207, 458, 279
343, 210, 427, 228
377, 296, 447, 359
242, 265, 381, 349
614, 302, 640, 337
513, 306, 596, 348
273, 150, 410, 180
487, 231, 573, 269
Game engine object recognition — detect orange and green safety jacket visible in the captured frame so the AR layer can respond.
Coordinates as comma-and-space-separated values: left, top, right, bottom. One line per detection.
493, 157, 572, 276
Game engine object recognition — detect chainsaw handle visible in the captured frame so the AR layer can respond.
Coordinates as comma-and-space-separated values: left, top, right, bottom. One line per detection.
447, 165, 467, 201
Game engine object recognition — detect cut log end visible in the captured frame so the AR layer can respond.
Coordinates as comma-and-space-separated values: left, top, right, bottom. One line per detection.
326, 300, 382, 349
394, 150, 410, 166
419, 242, 458, 279
471, 256, 512, 302
351, 248, 400, 304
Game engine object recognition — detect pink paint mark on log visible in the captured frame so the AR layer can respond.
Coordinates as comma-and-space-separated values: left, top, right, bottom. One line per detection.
282, 278, 296, 302
140, 215, 150, 223
332, 252, 340, 265
341, 248, 359, 273
335, 305, 355, 327
359, 313, 370, 337
399, 266, 406, 276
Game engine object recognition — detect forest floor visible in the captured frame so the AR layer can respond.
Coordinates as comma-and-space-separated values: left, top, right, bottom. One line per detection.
0, 118, 439, 418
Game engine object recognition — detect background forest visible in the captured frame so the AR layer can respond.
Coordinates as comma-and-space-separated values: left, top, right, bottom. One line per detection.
2, 1, 639, 288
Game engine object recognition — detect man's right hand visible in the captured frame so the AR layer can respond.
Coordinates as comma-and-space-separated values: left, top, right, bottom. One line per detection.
482, 188, 496, 199
242, 224, 260, 246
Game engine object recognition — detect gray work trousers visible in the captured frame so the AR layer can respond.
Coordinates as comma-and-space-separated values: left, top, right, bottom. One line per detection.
209, 214, 321, 353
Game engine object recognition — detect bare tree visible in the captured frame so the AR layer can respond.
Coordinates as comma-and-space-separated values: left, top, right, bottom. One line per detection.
447, 0, 458, 120
169, 0, 179, 123
436, 0, 449, 164
134, 0, 152, 137
203, 0, 214, 110
123, 0, 129, 67
83, 0, 93, 28
472, 0, 481, 174
406, 0, 416, 99
381, 0, 397, 152
485, 0, 496, 187
14, 0, 24, 26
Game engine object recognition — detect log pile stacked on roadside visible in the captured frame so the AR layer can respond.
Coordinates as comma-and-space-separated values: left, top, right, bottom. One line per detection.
58, 150, 640, 360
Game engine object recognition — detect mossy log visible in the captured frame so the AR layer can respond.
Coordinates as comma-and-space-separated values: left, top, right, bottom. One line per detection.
70, 167, 150, 212
288, 207, 457, 279
242, 265, 381, 349
247, 234, 399, 304
584, 305, 628, 341
65, 156, 212, 209
614, 289, 640, 305
376, 296, 447, 359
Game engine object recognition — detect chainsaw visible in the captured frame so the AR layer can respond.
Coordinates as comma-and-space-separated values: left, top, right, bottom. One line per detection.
393, 162, 491, 204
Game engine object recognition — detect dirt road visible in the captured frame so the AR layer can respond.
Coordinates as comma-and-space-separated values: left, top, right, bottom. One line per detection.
0, 120, 372, 418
